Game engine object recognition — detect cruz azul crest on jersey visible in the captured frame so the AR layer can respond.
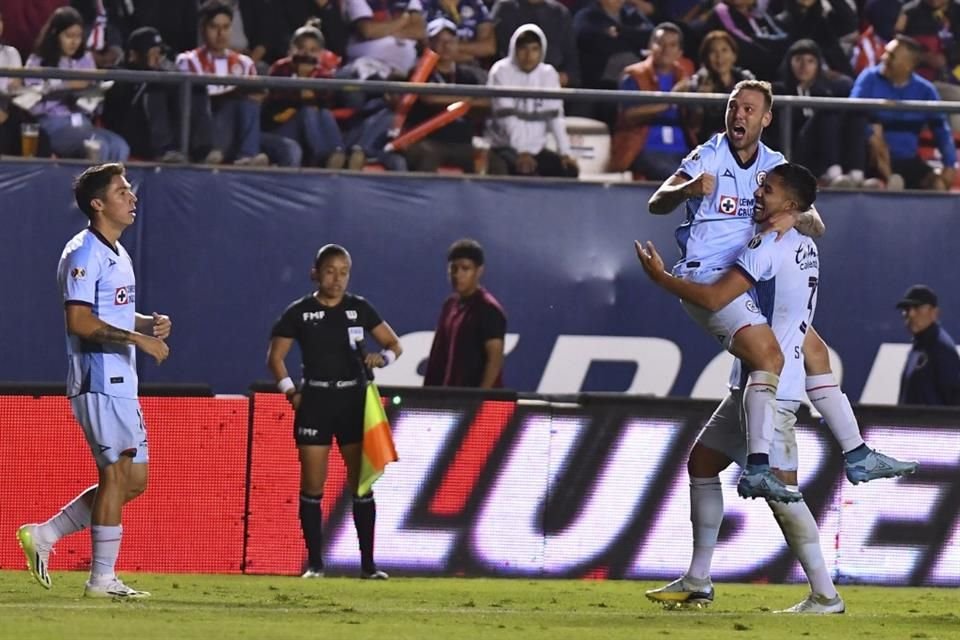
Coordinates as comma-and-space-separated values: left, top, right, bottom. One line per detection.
114, 286, 132, 305
718, 195, 738, 215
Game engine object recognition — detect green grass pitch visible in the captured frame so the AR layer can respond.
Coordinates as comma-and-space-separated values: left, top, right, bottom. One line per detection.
1, 571, 957, 639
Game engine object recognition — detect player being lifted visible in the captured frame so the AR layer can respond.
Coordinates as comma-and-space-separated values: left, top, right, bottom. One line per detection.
647, 80, 917, 502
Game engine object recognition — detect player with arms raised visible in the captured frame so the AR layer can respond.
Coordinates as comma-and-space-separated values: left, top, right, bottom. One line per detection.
648, 81, 916, 501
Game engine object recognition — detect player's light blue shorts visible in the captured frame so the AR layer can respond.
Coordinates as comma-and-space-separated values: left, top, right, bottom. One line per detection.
70, 393, 149, 468
697, 390, 800, 471
673, 264, 766, 350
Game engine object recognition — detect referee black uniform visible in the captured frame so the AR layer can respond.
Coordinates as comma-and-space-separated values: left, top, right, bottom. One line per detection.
272, 292, 382, 446
271, 291, 387, 578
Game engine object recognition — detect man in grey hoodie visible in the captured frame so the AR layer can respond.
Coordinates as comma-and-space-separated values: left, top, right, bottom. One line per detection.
486, 23, 579, 177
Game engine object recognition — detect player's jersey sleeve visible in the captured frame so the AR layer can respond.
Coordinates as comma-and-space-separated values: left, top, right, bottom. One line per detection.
271, 302, 301, 339
358, 297, 384, 331
61, 243, 102, 306
676, 140, 719, 180
734, 232, 784, 284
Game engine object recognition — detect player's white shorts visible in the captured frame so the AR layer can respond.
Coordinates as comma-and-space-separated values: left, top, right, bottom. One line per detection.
70, 393, 149, 468
672, 264, 766, 350
696, 390, 800, 471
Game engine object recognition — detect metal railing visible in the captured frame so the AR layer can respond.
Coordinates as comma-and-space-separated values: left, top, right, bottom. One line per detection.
3, 66, 959, 162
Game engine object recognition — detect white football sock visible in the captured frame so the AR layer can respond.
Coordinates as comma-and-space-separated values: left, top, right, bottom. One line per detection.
767, 497, 837, 598
744, 371, 779, 456
35, 485, 95, 547
805, 374, 865, 453
687, 476, 723, 580
90, 525, 123, 584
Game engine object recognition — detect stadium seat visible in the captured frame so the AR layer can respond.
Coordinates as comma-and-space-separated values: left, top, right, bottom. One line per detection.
545, 116, 614, 178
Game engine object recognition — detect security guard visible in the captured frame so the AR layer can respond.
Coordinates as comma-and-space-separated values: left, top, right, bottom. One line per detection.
267, 244, 402, 578
896, 284, 960, 406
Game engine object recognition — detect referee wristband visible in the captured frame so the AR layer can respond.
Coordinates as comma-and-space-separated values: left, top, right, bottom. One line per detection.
380, 349, 397, 366
277, 377, 296, 394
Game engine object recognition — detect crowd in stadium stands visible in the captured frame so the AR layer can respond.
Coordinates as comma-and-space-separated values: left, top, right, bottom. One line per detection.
0, 0, 958, 188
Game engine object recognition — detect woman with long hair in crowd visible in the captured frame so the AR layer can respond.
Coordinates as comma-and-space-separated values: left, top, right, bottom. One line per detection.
25, 6, 129, 161
674, 29, 755, 146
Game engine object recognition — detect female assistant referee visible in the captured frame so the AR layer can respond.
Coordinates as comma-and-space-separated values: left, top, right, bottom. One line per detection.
267, 244, 402, 579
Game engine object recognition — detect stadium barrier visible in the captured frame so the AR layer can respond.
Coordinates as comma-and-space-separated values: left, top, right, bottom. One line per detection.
3, 66, 960, 161
1, 388, 957, 586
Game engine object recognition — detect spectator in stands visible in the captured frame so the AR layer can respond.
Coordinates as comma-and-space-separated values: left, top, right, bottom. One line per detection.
774, 0, 855, 78
343, 0, 426, 76
486, 24, 579, 177
126, 0, 199, 56
702, 0, 789, 81
609, 22, 692, 178
769, 39, 866, 187
176, 1, 274, 166
279, 0, 349, 58
491, 0, 581, 86
103, 27, 214, 163
422, 0, 497, 64
0, 10, 52, 157
404, 18, 488, 173
263, 20, 353, 168
897, 0, 960, 131
674, 29, 754, 146
25, 7, 130, 162
71, 0, 124, 68
851, 35, 957, 190
896, 284, 960, 406
573, 0, 654, 91
424, 239, 507, 389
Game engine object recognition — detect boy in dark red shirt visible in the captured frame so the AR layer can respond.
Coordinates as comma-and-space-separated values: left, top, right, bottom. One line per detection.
424, 239, 507, 388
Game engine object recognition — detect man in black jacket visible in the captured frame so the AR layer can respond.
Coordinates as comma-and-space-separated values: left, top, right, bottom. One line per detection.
897, 285, 960, 406
102, 27, 214, 162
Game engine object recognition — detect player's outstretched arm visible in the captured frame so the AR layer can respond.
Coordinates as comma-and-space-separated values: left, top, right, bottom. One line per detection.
66, 304, 169, 364
648, 172, 715, 215
634, 240, 751, 312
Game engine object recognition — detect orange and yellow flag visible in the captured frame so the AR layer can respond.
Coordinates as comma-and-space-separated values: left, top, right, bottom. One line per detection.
357, 382, 398, 496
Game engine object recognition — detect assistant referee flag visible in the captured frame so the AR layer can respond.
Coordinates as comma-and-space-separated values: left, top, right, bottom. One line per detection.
358, 382, 398, 496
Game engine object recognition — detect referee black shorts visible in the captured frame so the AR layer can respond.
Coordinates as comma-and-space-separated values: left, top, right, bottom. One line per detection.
294, 385, 365, 446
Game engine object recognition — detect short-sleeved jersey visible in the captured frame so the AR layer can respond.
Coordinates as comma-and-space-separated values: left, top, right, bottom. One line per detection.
729, 229, 820, 401
57, 228, 138, 399
424, 287, 507, 388
271, 292, 384, 381
674, 133, 786, 271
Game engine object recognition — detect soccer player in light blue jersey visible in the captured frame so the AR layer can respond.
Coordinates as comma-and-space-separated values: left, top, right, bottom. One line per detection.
646, 80, 916, 501
638, 163, 847, 613
17, 163, 171, 599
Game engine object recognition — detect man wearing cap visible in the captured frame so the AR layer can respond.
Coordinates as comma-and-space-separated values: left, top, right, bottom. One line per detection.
102, 26, 215, 163
897, 284, 960, 405
404, 17, 487, 173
